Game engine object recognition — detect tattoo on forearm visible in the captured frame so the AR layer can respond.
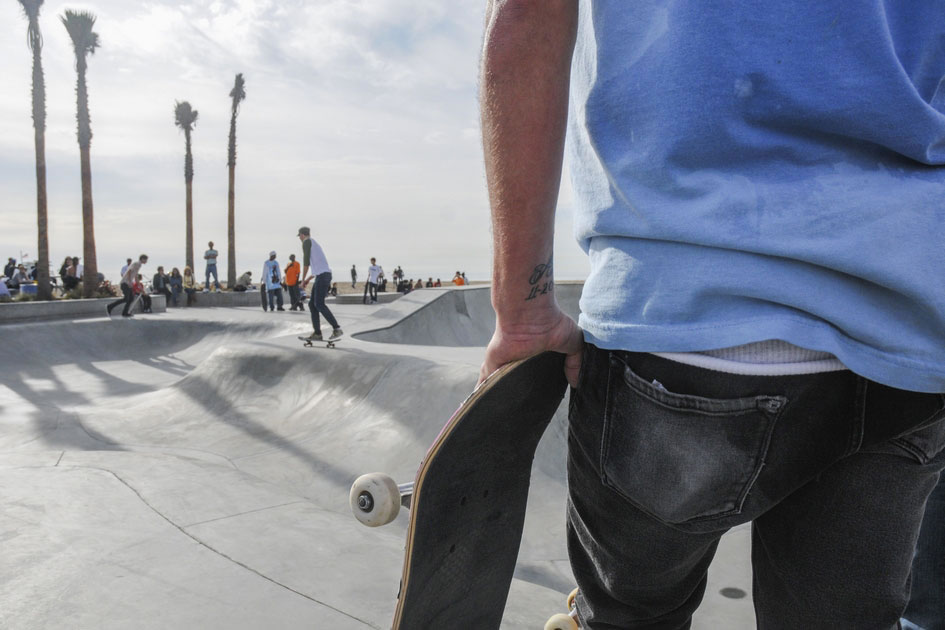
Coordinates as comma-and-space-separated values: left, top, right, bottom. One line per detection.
526, 256, 554, 301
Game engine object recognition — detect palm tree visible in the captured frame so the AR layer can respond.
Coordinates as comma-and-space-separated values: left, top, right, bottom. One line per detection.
61, 9, 99, 298
174, 100, 198, 271
226, 73, 246, 289
18, 0, 50, 300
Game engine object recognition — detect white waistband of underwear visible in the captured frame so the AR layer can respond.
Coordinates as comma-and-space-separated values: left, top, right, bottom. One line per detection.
653, 340, 848, 376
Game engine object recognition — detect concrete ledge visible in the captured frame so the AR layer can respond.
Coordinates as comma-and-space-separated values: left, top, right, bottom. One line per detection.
333, 292, 402, 305
0, 294, 167, 324
172, 289, 279, 309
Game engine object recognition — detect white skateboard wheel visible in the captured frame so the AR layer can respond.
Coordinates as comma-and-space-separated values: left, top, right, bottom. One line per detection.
544, 613, 578, 630
350, 473, 400, 527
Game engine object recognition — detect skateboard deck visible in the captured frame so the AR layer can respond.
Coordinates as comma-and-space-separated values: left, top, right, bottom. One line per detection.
298, 335, 339, 349
351, 351, 568, 629
260, 284, 268, 311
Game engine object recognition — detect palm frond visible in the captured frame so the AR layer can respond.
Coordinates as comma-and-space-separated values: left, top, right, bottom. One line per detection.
60, 9, 99, 58
17, 0, 44, 50
174, 100, 199, 131
229, 73, 246, 105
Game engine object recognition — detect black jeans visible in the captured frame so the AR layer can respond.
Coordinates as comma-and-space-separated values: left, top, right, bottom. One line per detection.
309, 272, 340, 334
107, 282, 135, 316
568, 343, 945, 629
287, 283, 303, 310
363, 281, 377, 303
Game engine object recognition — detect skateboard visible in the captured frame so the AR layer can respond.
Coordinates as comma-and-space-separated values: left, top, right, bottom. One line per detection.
260, 284, 268, 311
349, 351, 568, 629
298, 336, 340, 349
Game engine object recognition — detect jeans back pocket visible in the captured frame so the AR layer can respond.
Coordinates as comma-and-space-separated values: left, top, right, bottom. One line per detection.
601, 354, 786, 525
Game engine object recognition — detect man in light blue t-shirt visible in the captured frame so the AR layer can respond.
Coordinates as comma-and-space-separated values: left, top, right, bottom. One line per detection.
261, 251, 283, 312
479, 2, 945, 628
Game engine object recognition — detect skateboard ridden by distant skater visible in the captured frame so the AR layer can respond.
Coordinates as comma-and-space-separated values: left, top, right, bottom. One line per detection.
262, 251, 285, 312
107, 254, 148, 318
297, 227, 343, 343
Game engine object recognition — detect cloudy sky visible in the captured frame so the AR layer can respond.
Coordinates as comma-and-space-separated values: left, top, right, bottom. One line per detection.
1, 0, 588, 283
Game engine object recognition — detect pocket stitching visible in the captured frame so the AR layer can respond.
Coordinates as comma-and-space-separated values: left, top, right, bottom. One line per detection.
601, 355, 786, 524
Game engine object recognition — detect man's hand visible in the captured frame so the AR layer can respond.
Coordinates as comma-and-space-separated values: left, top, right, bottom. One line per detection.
479, 305, 583, 388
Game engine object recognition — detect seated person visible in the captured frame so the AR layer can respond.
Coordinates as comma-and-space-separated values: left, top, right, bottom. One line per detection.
8, 265, 30, 289
234, 271, 253, 291
133, 274, 152, 313
0, 277, 10, 301
329, 282, 338, 297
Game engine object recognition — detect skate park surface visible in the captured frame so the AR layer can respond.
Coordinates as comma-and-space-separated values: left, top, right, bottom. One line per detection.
0, 285, 755, 629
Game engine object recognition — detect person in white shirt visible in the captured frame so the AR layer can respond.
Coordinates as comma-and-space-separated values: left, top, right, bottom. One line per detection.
363, 257, 383, 304
106, 254, 148, 317
203, 241, 221, 292
120, 258, 131, 279
297, 226, 343, 342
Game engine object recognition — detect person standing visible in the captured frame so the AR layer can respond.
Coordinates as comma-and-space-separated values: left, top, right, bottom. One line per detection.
478, 3, 945, 628
363, 257, 383, 304
297, 227, 343, 342
351, 264, 358, 288
106, 254, 148, 318
152, 266, 171, 305
203, 241, 221, 292
262, 251, 284, 312
4, 258, 15, 280
285, 254, 304, 311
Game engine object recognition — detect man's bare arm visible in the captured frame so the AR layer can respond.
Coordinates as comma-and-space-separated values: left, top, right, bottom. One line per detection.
478, 0, 582, 385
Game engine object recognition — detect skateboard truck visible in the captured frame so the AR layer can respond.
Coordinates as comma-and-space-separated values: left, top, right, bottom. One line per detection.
350, 473, 413, 527
544, 588, 581, 629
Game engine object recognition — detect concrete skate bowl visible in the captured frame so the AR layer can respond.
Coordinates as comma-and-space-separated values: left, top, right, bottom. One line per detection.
0, 313, 576, 628
353, 283, 584, 347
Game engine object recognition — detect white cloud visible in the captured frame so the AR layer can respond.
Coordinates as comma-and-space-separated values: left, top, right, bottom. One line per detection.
1, 1, 588, 284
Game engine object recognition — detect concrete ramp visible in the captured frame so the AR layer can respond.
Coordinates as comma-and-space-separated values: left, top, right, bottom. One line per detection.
0, 295, 754, 629
354, 283, 583, 347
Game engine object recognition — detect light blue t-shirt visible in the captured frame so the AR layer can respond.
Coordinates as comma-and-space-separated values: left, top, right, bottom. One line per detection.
568, 1, 945, 392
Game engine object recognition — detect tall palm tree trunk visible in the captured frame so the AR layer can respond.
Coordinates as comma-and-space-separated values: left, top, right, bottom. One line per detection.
28, 12, 51, 300
185, 129, 194, 271
76, 58, 97, 297
226, 74, 245, 291
227, 162, 235, 288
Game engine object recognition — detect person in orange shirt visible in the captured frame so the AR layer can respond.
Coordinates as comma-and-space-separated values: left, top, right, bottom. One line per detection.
452, 271, 465, 286
285, 253, 304, 311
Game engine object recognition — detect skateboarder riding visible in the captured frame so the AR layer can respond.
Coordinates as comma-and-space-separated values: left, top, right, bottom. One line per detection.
107, 254, 148, 318
297, 227, 343, 343
478, 2, 945, 628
